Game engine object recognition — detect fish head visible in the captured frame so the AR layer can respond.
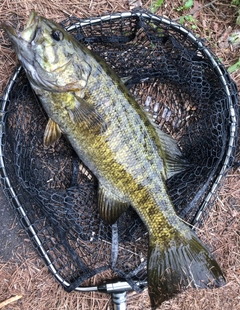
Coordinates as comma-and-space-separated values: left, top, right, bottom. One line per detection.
2, 10, 90, 92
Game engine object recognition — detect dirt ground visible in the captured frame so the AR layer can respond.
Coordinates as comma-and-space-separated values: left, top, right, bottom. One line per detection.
0, 0, 240, 309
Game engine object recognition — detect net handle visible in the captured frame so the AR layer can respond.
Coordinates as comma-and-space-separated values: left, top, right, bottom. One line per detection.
112, 292, 127, 310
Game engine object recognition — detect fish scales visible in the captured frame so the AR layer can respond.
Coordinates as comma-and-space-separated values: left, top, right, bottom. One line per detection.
2, 11, 226, 309
58, 57, 177, 229
49, 62, 177, 240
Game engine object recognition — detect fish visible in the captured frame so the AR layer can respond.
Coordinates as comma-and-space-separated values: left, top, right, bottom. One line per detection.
2, 10, 226, 308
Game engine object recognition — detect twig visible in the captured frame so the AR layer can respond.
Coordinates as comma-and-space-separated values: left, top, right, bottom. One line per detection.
0, 295, 22, 309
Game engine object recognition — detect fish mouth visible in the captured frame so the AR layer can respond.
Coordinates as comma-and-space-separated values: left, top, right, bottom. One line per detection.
1, 22, 18, 40
1, 10, 39, 44
20, 10, 39, 42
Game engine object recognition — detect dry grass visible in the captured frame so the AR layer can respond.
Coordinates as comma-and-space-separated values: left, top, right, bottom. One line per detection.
0, 0, 240, 309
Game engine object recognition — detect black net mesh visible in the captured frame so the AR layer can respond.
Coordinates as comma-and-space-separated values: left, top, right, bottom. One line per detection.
0, 10, 239, 293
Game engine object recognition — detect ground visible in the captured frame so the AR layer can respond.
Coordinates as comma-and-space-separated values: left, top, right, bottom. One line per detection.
0, 1, 240, 309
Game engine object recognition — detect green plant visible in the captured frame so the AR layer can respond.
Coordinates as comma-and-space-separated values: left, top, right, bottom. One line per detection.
177, 0, 194, 11
150, 0, 165, 13
175, 1, 197, 30
228, 58, 240, 73
179, 15, 197, 29
232, 0, 240, 24
232, 0, 240, 5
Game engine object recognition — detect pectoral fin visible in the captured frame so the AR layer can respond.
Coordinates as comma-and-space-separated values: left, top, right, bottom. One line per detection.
98, 183, 129, 224
44, 118, 62, 147
67, 96, 107, 134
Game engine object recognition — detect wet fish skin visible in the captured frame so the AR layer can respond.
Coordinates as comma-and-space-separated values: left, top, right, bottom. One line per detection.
2, 11, 226, 308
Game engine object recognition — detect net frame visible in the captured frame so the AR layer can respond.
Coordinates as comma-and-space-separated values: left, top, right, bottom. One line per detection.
0, 9, 238, 303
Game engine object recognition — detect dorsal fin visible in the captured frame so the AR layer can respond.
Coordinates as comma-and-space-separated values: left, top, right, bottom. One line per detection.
142, 108, 189, 179
154, 127, 189, 178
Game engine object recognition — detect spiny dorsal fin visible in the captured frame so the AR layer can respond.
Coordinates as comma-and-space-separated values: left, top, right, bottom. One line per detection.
98, 183, 130, 224
43, 118, 62, 147
67, 96, 107, 134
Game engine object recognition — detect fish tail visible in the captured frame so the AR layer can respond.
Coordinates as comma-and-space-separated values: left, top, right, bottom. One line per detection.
148, 230, 226, 309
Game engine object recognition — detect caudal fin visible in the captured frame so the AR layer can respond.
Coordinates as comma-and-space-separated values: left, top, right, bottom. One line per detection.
148, 231, 226, 309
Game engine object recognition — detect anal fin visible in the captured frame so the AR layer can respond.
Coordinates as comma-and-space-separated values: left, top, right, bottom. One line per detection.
98, 183, 129, 224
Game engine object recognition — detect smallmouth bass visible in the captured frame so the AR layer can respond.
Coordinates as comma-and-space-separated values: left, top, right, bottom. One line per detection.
2, 11, 226, 308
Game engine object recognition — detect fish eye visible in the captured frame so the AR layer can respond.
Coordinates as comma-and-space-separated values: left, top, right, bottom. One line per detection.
51, 30, 64, 41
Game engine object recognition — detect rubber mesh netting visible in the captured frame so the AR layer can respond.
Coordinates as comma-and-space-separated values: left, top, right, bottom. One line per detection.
0, 10, 239, 292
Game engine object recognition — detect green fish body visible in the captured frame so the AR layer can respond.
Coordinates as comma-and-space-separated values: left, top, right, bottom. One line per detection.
2, 11, 226, 308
